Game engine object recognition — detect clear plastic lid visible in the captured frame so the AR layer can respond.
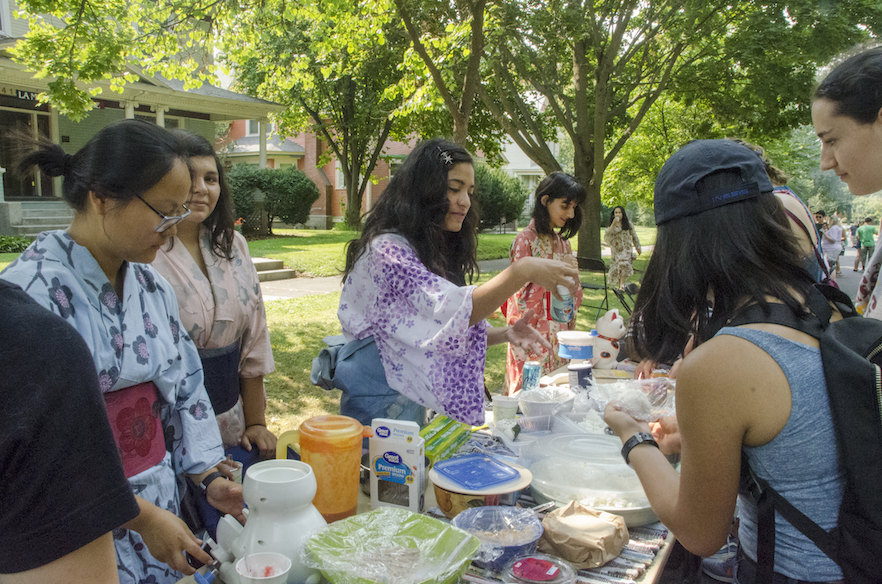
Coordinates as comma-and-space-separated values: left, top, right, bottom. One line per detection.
520, 434, 649, 509
501, 553, 576, 584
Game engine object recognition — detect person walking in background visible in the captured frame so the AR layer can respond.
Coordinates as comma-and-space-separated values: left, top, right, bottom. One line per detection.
850, 222, 862, 271
821, 213, 844, 282
812, 46, 882, 316
505, 172, 585, 392
856, 217, 877, 271
152, 130, 277, 538
814, 209, 827, 240
605, 206, 642, 290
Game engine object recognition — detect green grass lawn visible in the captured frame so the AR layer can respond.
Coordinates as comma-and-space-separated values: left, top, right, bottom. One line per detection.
0, 252, 18, 271
253, 228, 520, 277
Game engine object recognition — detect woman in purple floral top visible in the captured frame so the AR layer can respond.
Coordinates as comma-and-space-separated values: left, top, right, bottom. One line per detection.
336, 139, 580, 426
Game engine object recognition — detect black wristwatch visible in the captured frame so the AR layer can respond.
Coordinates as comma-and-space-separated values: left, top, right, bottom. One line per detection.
621, 432, 659, 466
200, 471, 228, 492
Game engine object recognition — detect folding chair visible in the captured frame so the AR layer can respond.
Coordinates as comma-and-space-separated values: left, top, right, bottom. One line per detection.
612, 282, 640, 315
576, 257, 610, 320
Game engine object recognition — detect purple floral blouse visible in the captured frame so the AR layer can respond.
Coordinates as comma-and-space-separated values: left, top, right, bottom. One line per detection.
338, 234, 489, 425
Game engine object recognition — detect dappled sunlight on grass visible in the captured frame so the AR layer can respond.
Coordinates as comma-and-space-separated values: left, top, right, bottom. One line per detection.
263, 293, 343, 434
0, 252, 19, 272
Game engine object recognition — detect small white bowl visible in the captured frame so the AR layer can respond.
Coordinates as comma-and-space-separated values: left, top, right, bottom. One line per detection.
518, 387, 576, 417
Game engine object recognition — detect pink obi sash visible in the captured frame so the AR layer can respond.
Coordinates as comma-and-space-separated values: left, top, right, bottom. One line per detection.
104, 381, 166, 479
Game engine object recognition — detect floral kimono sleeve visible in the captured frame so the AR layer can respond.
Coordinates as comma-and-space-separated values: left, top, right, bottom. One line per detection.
339, 234, 488, 425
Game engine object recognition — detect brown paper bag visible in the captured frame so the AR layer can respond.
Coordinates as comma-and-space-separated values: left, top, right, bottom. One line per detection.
537, 501, 629, 568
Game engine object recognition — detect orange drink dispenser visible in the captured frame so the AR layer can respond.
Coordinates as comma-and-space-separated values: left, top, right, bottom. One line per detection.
276, 415, 371, 522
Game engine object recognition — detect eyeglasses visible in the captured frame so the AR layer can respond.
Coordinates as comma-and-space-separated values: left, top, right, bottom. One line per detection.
136, 195, 191, 233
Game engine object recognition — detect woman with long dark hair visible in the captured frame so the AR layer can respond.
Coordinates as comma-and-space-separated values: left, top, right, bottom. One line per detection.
605, 205, 642, 289
504, 172, 585, 392
332, 138, 580, 426
1, 119, 243, 583
605, 140, 844, 583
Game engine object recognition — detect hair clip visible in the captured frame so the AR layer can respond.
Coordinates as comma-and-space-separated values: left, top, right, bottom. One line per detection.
438, 147, 453, 165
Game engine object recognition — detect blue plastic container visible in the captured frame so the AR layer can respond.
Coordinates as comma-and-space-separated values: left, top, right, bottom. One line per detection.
451, 506, 543, 573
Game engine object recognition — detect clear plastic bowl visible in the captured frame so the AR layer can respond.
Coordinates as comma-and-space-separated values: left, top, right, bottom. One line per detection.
451, 506, 543, 572
518, 387, 576, 418
520, 434, 657, 526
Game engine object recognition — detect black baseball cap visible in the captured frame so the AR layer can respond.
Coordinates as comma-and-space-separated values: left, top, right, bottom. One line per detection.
654, 139, 774, 225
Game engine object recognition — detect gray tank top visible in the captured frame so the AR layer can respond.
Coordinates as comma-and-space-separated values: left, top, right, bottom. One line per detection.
715, 327, 844, 581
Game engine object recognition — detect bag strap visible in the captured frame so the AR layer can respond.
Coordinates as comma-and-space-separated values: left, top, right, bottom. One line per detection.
740, 453, 840, 578
727, 284, 854, 336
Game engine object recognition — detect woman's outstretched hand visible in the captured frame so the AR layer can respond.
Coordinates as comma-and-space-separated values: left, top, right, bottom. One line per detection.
506, 309, 552, 355
515, 257, 580, 299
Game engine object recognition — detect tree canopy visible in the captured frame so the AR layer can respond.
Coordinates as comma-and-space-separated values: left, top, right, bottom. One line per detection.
10, 0, 882, 246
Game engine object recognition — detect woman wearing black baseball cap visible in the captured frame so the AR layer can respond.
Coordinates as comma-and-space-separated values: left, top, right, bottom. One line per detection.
604, 139, 845, 584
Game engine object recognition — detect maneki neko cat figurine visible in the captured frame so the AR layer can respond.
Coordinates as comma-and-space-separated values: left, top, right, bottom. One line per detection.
593, 309, 626, 368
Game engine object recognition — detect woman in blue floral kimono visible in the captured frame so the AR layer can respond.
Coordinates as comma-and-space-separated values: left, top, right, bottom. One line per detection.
1, 120, 243, 584
335, 138, 581, 427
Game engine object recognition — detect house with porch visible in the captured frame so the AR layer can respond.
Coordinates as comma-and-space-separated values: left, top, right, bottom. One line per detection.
0, 5, 284, 237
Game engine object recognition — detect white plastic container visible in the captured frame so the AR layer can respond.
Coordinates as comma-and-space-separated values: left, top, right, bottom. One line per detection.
556, 330, 597, 360
518, 386, 576, 418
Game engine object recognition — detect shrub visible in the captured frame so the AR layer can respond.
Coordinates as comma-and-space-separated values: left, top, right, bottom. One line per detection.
227, 164, 320, 233
266, 167, 320, 228
0, 235, 33, 253
227, 164, 266, 234
475, 165, 529, 230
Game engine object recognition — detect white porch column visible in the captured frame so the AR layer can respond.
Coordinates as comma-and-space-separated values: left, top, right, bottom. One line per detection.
259, 119, 267, 169
50, 106, 62, 197
153, 105, 168, 127
125, 101, 139, 119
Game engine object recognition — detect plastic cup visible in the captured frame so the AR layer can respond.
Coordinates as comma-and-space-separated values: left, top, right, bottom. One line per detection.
492, 395, 519, 420
235, 552, 292, 584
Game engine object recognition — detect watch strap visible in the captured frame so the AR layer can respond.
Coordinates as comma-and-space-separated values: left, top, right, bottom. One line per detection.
621, 432, 659, 465
201, 471, 227, 492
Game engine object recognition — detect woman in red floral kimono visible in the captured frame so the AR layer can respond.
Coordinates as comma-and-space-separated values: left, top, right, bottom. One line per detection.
505, 172, 585, 392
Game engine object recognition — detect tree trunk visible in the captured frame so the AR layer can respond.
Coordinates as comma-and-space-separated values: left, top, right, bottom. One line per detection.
574, 154, 602, 260
345, 185, 363, 230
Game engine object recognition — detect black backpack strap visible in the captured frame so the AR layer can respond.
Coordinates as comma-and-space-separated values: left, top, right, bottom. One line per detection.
727, 285, 852, 337
741, 453, 839, 573
740, 452, 776, 584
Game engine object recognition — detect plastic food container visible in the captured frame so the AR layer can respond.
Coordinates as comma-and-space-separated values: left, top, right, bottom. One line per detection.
430, 460, 533, 519
500, 553, 577, 584
556, 411, 609, 435
488, 415, 589, 457
451, 507, 543, 572
556, 331, 597, 360
303, 507, 480, 584
518, 387, 576, 418
520, 434, 658, 526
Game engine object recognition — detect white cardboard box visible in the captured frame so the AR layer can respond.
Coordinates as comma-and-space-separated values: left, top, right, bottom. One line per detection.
369, 418, 425, 513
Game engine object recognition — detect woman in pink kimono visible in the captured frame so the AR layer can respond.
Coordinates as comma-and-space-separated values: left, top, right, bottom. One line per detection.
505, 172, 585, 392
152, 131, 276, 536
